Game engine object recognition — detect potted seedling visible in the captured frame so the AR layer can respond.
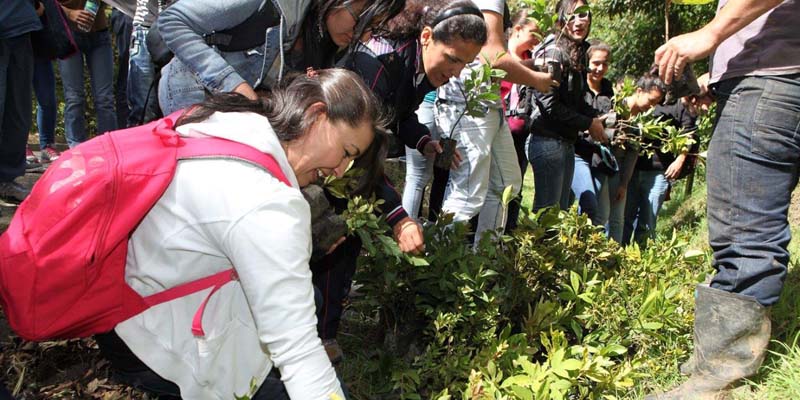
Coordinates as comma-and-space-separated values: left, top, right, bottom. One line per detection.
434, 55, 507, 169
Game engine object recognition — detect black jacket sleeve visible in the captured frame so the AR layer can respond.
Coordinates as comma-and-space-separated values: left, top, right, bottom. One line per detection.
533, 48, 594, 132
376, 175, 409, 227
342, 50, 431, 152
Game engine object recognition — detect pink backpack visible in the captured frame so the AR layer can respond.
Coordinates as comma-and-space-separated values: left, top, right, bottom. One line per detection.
0, 112, 291, 341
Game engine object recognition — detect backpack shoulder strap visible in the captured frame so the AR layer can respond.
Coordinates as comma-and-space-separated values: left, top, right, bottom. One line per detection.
176, 137, 292, 187
205, 0, 281, 52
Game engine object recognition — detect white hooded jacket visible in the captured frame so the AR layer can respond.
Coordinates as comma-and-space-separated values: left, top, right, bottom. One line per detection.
115, 111, 344, 399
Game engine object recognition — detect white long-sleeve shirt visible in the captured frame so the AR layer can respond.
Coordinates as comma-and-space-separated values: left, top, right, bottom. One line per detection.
115, 111, 344, 399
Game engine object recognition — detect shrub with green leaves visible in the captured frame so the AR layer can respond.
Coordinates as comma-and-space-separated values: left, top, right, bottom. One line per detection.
340, 191, 709, 399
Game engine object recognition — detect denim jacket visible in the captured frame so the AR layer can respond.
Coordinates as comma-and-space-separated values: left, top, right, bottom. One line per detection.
158, 0, 311, 95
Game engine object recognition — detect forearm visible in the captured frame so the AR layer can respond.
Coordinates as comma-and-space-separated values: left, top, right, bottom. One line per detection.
158, 0, 258, 92
494, 53, 552, 87
376, 175, 409, 227
480, 10, 546, 88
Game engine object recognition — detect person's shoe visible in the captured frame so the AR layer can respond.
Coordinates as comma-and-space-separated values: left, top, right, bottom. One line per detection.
645, 284, 771, 400
322, 338, 344, 365
25, 146, 39, 164
39, 146, 60, 163
0, 180, 31, 203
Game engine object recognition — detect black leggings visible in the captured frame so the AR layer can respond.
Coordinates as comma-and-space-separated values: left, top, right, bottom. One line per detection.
95, 331, 290, 400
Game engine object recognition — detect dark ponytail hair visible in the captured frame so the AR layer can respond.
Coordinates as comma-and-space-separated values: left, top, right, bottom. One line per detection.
587, 40, 611, 62
176, 68, 389, 195
636, 73, 666, 94
383, 0, 487, 46
302, 0, 406, 69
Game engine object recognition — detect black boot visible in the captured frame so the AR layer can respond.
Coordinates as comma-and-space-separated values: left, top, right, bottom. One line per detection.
646, 284, 770, 399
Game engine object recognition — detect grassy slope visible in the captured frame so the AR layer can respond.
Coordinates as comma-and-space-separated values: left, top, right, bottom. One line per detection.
347, 168, 800, 399
649, 174, 800, 399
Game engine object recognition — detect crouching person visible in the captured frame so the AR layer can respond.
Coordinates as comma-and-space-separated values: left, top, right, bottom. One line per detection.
94, 69, 381, 399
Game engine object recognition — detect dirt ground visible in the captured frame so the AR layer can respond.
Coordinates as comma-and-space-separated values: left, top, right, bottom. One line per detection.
790, 187, 800, 228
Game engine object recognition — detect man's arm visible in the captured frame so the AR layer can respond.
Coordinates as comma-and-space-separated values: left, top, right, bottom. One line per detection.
655, 0, 785, 84
481, 10, 557, 93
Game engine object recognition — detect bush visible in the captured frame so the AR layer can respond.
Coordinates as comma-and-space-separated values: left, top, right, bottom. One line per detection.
342, 196, 711, 399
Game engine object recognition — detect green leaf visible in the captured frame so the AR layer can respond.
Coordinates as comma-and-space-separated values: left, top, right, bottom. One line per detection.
572, 5, 591, 14
603, 344, 628, 356
501, 185, 515, 207
570, 270, 581, 293
683, 249, 705, 261
672, 0, 714, 4
407, 256, 429, 266
641, 321, 664, 330
510, 385, 535, 400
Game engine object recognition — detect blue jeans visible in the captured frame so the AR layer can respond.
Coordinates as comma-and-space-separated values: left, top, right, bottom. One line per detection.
402, 101, 437, 220
571, 155, 606, 225
33, 58, 57, 147
111, 9, 132, 128
127, 25, 161, 126
0, 34, 34, 182
505, 129, 530, 231
598, 169, 626, 242
707, 74, 800, 306
623, 169, 669, 245
58, 29, 117, 147
528, 136, 575, 211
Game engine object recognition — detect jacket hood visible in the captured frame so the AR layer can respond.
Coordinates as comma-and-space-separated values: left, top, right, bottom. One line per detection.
175, 111, 300, 188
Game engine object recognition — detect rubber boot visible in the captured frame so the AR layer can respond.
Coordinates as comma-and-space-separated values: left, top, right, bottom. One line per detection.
645, 284, 770, 400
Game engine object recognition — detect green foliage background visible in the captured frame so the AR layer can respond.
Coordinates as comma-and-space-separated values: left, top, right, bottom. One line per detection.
508, 0, 717, 79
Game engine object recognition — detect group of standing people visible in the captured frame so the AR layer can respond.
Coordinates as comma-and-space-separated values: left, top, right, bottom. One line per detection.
1, 0, 799, 399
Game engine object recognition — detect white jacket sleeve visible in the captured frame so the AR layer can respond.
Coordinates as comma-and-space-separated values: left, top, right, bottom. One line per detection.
221, 189, 344, 399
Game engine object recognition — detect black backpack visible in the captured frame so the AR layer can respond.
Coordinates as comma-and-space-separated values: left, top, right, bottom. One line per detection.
146, 0, 281, 68
30, 0, 78, 60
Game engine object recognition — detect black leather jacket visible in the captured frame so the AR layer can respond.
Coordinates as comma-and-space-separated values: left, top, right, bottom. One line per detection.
528, 34, 598, 143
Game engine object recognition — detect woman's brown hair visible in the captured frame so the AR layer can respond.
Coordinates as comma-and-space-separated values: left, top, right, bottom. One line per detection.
177, 68, 390, 195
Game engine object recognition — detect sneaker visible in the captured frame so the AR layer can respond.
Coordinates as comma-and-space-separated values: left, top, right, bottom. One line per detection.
25, 146, 40, 164
39, 146, 60, 162
322, 338, 344, 365
0, 181, 31, 203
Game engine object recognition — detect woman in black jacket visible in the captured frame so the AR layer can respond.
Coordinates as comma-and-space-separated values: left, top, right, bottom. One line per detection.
313, 0, 487, 362
527, 0, 606, 212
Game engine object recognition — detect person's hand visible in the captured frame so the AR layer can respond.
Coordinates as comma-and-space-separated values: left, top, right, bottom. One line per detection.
423, 140, 463, 169
449, 148, 462, 170
36, 2, 45, 17
422, 140, 442, 158
531, 69, 559, 94
614, 185, 627, 202
326, 236, 346, 255
67, 9, 94, 29
654, 28, 718, 85
588, 117, 608, 143
664, 155, 686, 180
233, 82, 259, 100
393, 217, 424, 255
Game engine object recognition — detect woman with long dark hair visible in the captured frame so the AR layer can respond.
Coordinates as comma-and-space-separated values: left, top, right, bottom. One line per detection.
312, 0, 489, 362
527, 0, 607, 213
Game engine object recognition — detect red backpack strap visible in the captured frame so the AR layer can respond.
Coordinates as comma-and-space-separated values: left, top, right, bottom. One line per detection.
137, 135, 293, 337
175, 137, 292, 187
